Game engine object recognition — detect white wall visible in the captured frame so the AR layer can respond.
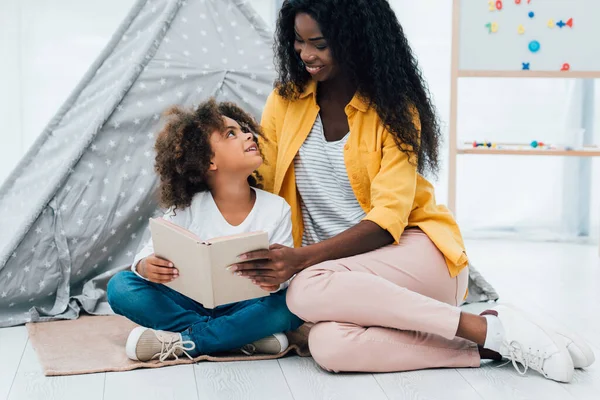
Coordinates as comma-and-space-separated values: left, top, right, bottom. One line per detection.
0, 0, 137, 184
0, 0, 276, 185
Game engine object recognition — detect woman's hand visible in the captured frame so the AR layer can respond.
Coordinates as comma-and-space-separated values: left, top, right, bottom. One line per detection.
139, 254, 179, 283
230, 244, 306, 286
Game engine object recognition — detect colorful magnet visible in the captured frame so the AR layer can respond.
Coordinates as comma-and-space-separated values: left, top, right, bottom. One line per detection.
518, 24, 525, 34
547, 19, 555, 28
489, 0, 503, 11
556, 20, 566, 28
485, 22, 499, 33
522, 62, 530, 70
528, 40, 540, 52
528, 11, 535, 18
531, 140, 538, 148
561, 63, 570, 71
566, 18, 573, 28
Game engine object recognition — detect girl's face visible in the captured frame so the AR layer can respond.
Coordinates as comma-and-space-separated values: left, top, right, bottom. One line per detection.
293, 12, 339, 82
208, 116, 262, 175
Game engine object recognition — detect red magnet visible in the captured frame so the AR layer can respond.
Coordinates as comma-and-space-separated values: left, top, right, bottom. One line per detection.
561, 63, 570, 71
566, 18, 573, 28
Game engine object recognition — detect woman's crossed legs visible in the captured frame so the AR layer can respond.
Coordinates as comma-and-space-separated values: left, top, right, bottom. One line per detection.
286, 228, 582, 383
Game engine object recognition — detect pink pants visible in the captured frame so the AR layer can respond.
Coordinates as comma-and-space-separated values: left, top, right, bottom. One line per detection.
286, 228, 480, 373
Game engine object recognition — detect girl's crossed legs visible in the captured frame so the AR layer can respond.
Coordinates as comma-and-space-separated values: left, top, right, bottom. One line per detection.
108, 271, 303, 357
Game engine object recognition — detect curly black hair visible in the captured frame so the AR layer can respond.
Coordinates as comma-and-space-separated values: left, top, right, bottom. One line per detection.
274, 0, 442, 175
154, 98, 264, 210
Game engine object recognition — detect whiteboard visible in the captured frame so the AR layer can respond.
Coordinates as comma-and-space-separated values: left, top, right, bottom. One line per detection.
457, 0, 600, 72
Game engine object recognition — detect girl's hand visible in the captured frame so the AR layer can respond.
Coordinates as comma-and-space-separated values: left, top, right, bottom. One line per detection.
139, 254, 179, 283
230, 244, 305, 286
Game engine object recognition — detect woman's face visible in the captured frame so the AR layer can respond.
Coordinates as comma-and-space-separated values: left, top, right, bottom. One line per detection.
293, 12, 339, 82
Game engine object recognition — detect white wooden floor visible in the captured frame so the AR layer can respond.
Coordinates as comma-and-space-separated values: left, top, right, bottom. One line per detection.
1, 238, 599, 400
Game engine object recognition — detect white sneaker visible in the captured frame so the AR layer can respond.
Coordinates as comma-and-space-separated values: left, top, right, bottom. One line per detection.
482, 304, 574, 383
555, 329, 595, 369
240, 333, 289, 355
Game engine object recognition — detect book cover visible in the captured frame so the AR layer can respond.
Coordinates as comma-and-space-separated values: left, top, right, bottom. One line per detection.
148, 218, 269, 308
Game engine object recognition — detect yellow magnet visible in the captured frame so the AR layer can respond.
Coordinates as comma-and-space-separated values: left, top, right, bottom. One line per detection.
547, 19, 555, 28
518, 24, 525, 34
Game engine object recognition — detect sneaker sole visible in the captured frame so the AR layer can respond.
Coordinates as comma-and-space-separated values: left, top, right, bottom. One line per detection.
543, 322, 595, 368
125, 326, 149, 361
499, 303, 574, 382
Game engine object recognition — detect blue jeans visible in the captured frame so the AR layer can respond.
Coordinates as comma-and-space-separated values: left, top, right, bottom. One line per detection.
107, 271, 303, 357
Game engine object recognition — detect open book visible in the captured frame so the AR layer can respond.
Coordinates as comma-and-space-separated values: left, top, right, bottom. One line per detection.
148, 217, 270, 308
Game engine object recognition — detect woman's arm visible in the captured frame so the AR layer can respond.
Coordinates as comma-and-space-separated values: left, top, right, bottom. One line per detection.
232, 220, 393, 286
232, 118, 419, 285
298, 220, 392, 269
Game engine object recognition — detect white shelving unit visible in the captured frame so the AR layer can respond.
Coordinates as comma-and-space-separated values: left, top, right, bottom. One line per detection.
448, 0, 600, 252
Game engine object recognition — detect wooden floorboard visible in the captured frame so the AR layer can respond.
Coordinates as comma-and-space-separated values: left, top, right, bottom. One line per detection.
194, 359, 294, 400
373, 368, 483, 400
103, 364, 199, 400
0, 326, 27, 400
278, 356, 389, 400
8, 341, 105, 400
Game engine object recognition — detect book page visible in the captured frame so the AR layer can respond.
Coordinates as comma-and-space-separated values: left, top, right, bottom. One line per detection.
154, 217, 202, 241
207, 232, 270, 307
204, 230, 268, 245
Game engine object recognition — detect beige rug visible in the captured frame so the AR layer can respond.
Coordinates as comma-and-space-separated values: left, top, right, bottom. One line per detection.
26, 315, 311, 376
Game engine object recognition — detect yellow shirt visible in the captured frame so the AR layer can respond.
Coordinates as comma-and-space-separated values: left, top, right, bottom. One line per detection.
258, 81, 469, 278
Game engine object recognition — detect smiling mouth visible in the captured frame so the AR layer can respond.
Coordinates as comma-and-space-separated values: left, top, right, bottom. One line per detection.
245, 145, 258, 152
306, 65, 324, 74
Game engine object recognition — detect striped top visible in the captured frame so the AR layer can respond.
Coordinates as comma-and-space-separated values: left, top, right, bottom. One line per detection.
294, 114, 366, 245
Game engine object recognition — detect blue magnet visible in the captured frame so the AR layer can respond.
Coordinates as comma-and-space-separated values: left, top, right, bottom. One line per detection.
522, 62, 530, 70
556, 20, 566, 28
528, 40, 540, 53
528, 11, 535, 18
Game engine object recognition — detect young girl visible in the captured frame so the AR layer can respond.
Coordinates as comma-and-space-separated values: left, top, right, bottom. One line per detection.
107, 99, 303, 362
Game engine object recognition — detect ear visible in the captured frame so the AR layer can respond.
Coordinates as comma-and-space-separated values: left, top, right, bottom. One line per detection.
208, 160, 217, 171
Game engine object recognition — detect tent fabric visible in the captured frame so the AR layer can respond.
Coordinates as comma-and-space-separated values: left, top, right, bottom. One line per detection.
0, 0, 497, 328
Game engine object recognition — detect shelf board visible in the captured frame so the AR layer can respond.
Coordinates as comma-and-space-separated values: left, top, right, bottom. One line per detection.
457, 70, 600, 78
458, 147, 600, 156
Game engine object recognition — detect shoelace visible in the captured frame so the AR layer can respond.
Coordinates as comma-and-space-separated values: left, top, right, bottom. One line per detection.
156, 335, 196, 362
498, 341, 548, 378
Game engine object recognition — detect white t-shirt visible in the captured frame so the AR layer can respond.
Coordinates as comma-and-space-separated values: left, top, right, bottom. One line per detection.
131, 188, 293, 291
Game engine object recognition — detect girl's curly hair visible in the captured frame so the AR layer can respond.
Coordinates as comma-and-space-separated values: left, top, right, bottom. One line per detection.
274, 0, 442, 176
154, 98, 264, 210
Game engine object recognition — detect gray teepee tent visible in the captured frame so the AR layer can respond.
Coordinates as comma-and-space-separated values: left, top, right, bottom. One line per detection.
0, 0, 497, 328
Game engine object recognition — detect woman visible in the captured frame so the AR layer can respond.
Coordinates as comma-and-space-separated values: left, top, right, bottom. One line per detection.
231, 0, 593, 381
